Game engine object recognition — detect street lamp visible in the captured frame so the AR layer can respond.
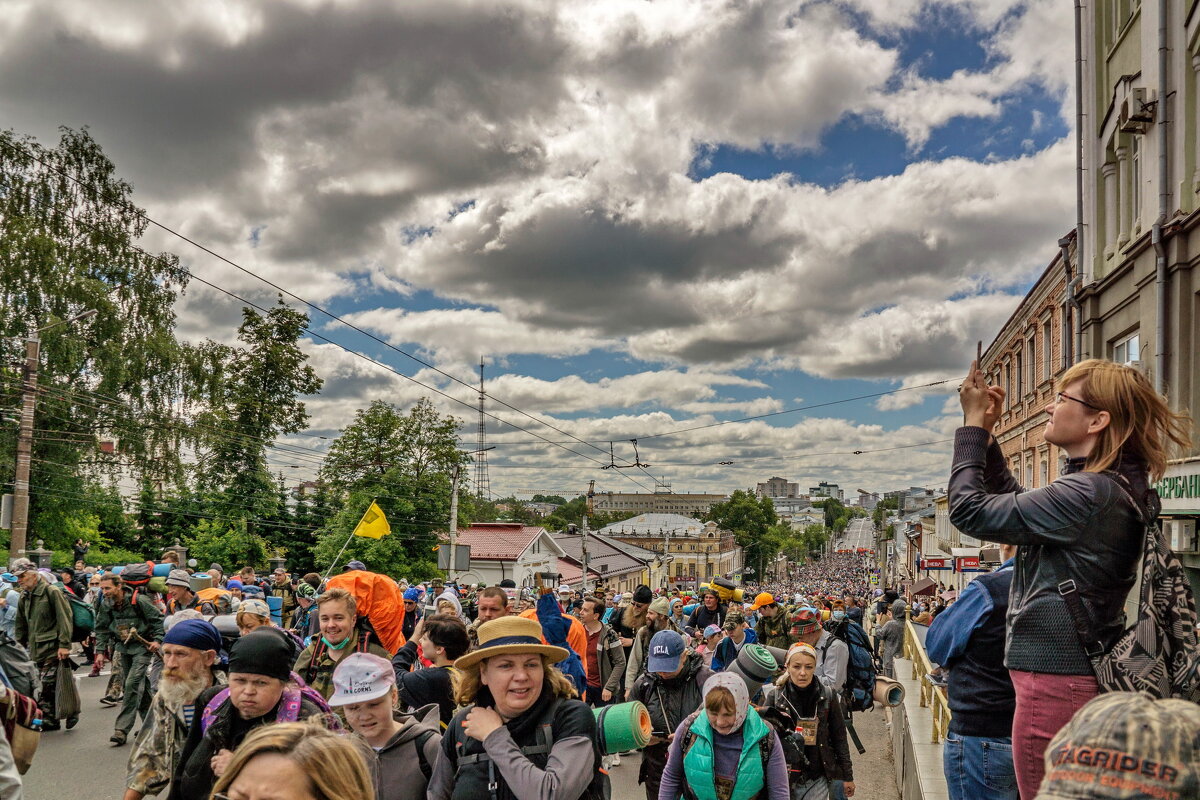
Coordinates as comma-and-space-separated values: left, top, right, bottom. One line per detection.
8, 309, 96, 562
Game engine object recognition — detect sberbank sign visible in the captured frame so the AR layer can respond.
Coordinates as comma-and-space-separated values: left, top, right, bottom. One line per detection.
1155, 474, 1200, 500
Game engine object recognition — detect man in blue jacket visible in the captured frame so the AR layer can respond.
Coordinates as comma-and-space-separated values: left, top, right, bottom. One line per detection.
926, 544, 1019, 800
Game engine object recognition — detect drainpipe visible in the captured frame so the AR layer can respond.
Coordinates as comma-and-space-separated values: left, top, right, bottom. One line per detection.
1153, 0, 1170, 393
1069, 0, 1085, 368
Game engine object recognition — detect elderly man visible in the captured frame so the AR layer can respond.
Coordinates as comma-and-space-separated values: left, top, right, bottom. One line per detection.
124, 617, 225, 800
12, 558, 74, 731
164, 571, 215, 616
623, 596, 680, 693
95, 574, 165, 746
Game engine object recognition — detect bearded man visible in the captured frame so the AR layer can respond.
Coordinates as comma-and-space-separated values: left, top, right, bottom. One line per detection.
124, 617, 225, 800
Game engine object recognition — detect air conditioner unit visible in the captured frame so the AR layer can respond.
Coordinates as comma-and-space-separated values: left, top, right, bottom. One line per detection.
1118, 88, 1154, 134
1165, 519, 1197, 553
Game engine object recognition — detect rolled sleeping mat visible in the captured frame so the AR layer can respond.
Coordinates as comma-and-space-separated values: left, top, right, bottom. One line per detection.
594, 701, 652, 755
148, 576, 168, 594
762, 645, 788, 669
190, 573, 213, 592
873, 676, 905, 707
729, 588, 745, 604
152, 563, 173, 577
682, 603, 698, 617
726, 643, 781, 701
711, 577, 737, 602
265, 595, 284, 625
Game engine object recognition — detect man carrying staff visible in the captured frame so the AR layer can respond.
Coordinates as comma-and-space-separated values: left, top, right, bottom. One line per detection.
95, 574, 165, 747
12, 558, 75, 731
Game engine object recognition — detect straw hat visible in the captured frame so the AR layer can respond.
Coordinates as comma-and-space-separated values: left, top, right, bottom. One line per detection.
453, 616, 568, 670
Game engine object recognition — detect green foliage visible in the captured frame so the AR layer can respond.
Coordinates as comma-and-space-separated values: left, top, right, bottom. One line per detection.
530, 494, 567, 505
52, 546, 147, 570
0, 128, 194, 546
186, 518, 270, 572
704, 490, 778, 577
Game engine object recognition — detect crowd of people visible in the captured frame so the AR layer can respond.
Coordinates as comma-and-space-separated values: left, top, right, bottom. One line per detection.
0, 357, 1195, 800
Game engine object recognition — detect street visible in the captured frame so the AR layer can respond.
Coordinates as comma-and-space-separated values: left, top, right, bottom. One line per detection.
835, 517, 875, 553
26, 662, 900, 800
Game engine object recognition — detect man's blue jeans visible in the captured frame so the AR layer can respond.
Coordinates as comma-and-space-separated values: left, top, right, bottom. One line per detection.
943, 731, 1019, 800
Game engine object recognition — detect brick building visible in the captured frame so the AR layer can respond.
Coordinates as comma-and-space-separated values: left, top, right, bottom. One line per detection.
980, 240, 1072, 489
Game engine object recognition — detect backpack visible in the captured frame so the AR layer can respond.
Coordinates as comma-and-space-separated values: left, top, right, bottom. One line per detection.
677, 710, 772, 800
0, 633, 39, 698
821, 620, 876, 713
119, 563, 152, 588
1057, 478, 1200, 701
414, 728, 436, 781
55, 585, 95, 642
0, 685, 41, 775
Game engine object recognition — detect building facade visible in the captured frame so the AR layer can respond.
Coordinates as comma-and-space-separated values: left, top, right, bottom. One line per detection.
591, 490, 728, 516
756, 477, 800, 499
595, 513, 743, 589
1079, 0, 1200, 593
980, 243, 1071, 490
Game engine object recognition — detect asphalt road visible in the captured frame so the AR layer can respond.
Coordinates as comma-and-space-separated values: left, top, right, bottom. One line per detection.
24, 664, 901, 800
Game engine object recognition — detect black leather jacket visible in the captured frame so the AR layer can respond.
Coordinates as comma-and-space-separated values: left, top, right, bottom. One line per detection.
948, 427, 1144, 675
762, 680, 853, 782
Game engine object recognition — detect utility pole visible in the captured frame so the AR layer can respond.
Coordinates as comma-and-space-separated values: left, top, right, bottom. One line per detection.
581, 480, 594, 595
9, 337, 39, 562
447, 465, 461, 583
663, 526, 671, 590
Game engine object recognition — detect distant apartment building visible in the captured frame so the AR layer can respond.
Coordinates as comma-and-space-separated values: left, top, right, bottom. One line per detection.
980, 242, 1071, 490
854, 491, 880, 510
808, 481, 844, 502
756, 476, 800, 499
897, 487, 944, 515
591, 490, 727, 516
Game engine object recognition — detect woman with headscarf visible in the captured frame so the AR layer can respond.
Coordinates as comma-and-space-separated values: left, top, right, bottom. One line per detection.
435, 589, 468, 625
426, 616, 608, 800
761, 643, 855, 799
658, 672, 788, 800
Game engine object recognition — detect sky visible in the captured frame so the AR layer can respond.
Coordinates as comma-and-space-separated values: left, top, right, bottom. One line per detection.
0, 0, 1077, 499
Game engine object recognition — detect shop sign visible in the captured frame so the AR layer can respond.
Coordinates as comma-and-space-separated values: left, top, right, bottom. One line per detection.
1155, 461, 1200, 512
955, 556, 981, 572
922, 557, 951, 570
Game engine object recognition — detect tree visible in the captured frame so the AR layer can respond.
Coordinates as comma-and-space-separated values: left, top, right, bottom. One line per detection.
191, 300, 322, 545
0, 127, 193, 550
187, 517, 271, 573
704, 490, 778, 580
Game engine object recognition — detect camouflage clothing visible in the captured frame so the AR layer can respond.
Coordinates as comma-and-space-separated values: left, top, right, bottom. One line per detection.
126, 672, 226, 797
95, 590, 164, 655
34, 657, 62, 724
293, 628, 390, 700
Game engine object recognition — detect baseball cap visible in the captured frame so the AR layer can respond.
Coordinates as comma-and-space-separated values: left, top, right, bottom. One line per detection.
703, 624, 722, 639
9, 558, 36, 576
749, 592, 776, 611
557, 585, 571, 594
722, 606, 746, 631
239, 598, 271, 618
328, 652, 396, 706
272, 567, 287, 575
1035, 692, 1200, 800
343, 560, 367, 572
646, 630, 687, 672
165, 569, 192, 588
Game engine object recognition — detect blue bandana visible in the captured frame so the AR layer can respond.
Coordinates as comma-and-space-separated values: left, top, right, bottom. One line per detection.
162, 619, 223, 653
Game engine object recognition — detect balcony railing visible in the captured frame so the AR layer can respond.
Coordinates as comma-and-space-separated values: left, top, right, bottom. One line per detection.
903, 618, 952, 743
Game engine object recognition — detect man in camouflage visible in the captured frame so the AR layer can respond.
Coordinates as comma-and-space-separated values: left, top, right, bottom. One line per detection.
124, 617, 225, 800
95, 574, 164, 746
12, 558, 75, 731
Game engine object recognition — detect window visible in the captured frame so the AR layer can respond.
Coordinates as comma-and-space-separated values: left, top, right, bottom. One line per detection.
1003, 362, 1011, 408
1041, 460, 1049, 486
1027, 335, 1035, 390
1042, 319, 1053, 380
1026, 456, 1035, 487
1131, 137, 1141, 227
1113, 333, 1140, 365
1015, 351, 1023, 398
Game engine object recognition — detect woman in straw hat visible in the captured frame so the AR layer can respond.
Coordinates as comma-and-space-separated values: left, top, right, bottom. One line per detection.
427, 615, 609, 800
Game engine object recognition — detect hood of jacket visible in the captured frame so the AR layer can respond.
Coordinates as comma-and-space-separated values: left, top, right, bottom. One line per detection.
379, 702, 442, 752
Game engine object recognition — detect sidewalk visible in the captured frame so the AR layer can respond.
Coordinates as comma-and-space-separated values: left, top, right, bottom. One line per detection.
888, 655, 948, 800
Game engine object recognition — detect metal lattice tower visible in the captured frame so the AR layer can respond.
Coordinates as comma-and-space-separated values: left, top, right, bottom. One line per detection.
475, 357, 491, 499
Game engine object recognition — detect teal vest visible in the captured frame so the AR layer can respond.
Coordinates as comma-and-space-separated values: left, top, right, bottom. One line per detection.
681, 708, 771, 800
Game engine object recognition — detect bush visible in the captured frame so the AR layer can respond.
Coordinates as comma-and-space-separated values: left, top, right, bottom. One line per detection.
51, 547, 149, 570
186, 518, 270, 573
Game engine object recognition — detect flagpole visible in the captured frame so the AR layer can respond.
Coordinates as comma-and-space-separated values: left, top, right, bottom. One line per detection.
322, 529, 356, 581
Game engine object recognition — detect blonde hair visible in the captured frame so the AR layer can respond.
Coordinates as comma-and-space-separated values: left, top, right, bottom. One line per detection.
452, 653, 578, 707
208, 722, 375, 800
316, 587, 357, 618
1059, 359, 1192, 481
236, 610, 269, 629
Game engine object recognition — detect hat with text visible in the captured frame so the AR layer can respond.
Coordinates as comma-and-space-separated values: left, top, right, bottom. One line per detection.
1035, 692, 1200, 800
646, 630, 687, 672
328, 652, 396, 706
165, 569, 192, 588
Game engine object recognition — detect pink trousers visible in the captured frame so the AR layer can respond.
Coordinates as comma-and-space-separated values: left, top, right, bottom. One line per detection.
1008, 669, 1099, 799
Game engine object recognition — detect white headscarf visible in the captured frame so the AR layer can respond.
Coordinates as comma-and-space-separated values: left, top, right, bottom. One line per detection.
702, 671, 750, 732
436, 589, 466, 622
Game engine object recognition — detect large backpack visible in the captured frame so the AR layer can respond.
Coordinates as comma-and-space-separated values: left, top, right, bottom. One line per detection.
822, 620, 876, 713
118, 563, 152, 589
201, 671, 340, 734
1058, 478, 1200, 701
0, 633, 39, 698
55, 585, 95, 642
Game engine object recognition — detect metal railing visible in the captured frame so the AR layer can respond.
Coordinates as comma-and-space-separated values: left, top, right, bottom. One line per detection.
903, 618, 952, 743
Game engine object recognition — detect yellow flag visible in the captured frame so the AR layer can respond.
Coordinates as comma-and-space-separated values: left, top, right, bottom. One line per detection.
352, 501, 391, 539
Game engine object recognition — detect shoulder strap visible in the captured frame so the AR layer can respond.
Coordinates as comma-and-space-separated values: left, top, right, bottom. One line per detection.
357, 629, 371, 653
306, 639, 327, 683
414, 729, 437, 781
201, 688, 232, 734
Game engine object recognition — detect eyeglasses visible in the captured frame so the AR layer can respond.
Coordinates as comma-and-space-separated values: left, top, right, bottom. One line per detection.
1056, 391, 1103, 412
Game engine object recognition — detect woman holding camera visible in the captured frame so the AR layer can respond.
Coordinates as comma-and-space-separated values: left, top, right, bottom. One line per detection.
761, 643, 854, 799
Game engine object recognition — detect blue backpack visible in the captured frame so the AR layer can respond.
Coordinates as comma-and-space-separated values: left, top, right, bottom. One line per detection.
823, 620, 876, 712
